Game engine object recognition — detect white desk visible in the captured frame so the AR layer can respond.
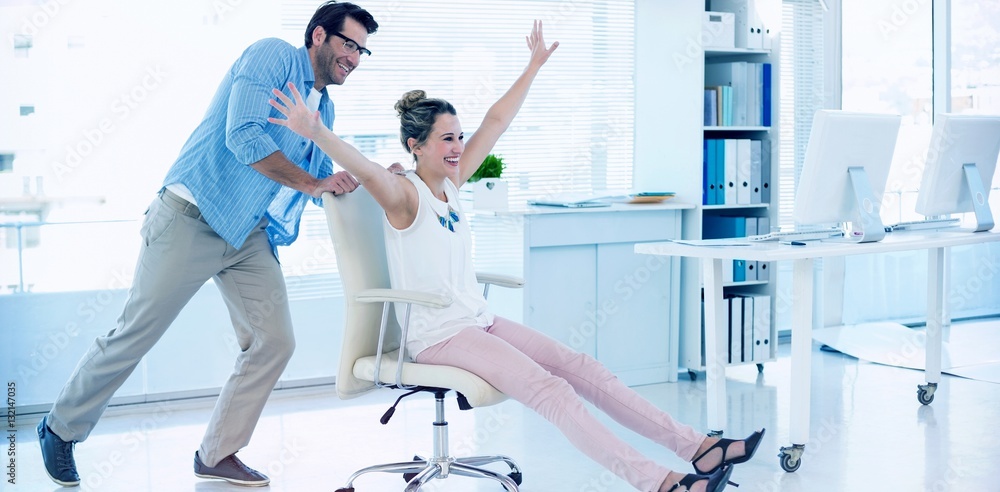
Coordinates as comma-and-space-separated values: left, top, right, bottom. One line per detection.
636, 230, 1000, 472
473, 201, 695, 385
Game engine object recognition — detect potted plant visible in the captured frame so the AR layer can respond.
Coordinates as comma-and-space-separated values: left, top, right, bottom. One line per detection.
468, 153, 508, 211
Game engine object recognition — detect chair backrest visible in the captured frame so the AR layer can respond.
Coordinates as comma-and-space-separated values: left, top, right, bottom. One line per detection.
322, 188, 402, 399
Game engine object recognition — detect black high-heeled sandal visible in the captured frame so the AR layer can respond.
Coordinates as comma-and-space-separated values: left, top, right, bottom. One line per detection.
667, 465, 736, 492
691, 428, 766, 475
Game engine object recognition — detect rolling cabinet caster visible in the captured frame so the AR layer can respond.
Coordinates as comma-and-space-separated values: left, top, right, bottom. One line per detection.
917, 382, 937, 405
778, 444, 805, 472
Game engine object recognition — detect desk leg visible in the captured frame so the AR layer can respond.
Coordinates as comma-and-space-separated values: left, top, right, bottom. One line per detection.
780, 257, 814, 472
702, 258, 727, 436
667, 255, 682, 383
920, 247, 946, 405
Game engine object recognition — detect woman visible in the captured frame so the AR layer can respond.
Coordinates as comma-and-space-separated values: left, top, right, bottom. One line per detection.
269, 21, 762, 492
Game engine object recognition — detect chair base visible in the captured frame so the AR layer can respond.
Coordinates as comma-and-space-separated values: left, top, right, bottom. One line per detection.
334, 456, 520, 492
335, 393, 521, 492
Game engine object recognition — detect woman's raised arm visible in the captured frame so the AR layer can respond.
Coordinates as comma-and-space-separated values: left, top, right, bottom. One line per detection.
268, 82, 416, 221
457, 20, 559, 186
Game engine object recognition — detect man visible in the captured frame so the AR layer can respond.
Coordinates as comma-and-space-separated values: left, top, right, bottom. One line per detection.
37, 2, 386, 487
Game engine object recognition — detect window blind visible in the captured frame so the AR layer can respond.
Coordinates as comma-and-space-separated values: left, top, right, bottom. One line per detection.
779, 0, 825, 229
278, 0, 636, 299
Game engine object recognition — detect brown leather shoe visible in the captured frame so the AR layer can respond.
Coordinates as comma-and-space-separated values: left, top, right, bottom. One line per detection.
194, 451, 270, 487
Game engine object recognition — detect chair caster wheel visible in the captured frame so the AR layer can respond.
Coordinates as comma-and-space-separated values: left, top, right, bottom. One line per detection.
403, 455, 424, 483
334, 488, 355, 492
508, 471, 523, 485
688, 370, 698, 381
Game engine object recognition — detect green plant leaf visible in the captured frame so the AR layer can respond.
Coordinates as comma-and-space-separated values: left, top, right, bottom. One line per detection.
468, 153, 505, 182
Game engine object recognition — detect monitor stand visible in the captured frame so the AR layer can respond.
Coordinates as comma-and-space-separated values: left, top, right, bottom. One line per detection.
847, 166, 886, 243
964, 163, 995, 232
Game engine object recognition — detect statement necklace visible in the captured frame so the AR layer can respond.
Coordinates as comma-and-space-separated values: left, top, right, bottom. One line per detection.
435, 204, 460, 232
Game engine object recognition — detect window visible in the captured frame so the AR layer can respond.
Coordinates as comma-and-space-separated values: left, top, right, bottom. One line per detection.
842, 0, 932, 224
778, 0, 826, 230
1, 1, 635, 295
277, 0, 637, 299
951, 0, 1000, 198
835, 1, 1000, 323
280, 1, 635, 200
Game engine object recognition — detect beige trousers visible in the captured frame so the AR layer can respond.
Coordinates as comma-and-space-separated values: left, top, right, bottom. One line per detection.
47, 189, 295, 467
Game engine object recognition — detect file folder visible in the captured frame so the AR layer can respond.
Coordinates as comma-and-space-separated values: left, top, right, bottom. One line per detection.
727, 295, 741, 363
743, 216, 758, 280
724, 140, 737, 204
736, 139, 752, 204
742, 294, 754, 362
756, 216, 770, 281
705, 139, 719, 204
760, 139, 771, 203
751, 294, 771, 361
711, 0, 765, 50
706, 62, 748, 126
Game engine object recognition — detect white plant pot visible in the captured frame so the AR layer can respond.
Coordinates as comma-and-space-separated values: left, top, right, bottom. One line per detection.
472, 178, 508, 211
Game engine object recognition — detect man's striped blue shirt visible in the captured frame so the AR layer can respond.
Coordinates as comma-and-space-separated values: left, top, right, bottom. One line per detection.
163, 38, 334, 250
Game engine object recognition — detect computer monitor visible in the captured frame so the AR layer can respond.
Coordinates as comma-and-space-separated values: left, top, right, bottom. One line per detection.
915, 113, 1000, 232
794, 110, 902, 242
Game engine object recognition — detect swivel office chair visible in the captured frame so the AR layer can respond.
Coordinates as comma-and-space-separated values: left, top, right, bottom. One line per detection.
323, 189, 524, 492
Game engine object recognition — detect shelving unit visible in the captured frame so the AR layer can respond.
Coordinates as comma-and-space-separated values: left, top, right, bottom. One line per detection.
676, 7, 782, 377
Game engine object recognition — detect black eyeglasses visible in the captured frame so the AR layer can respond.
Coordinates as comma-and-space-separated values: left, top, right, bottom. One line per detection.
330, 32, 371, 58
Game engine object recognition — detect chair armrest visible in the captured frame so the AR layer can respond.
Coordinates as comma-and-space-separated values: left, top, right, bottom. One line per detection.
357, 288, 451, 391
475, 272, 525, 289
356, 288, 453, 309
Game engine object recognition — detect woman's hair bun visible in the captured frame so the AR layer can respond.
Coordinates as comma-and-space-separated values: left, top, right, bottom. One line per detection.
395, 90, 427, 117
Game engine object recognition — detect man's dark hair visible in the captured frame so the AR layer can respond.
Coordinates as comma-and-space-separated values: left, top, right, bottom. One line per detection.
305, 1, 379, 48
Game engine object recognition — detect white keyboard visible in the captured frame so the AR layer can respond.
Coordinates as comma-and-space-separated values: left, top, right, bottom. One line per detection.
747, 228, 844, 242
885, 217, 960, 232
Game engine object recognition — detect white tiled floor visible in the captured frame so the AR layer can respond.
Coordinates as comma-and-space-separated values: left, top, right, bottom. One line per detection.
10, 339, 1000, 492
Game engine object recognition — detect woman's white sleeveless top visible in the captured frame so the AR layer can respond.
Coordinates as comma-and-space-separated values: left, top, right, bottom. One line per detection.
383, 172, 493, 357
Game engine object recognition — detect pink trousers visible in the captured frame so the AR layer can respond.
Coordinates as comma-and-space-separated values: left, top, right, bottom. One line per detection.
415, 316, 707, 492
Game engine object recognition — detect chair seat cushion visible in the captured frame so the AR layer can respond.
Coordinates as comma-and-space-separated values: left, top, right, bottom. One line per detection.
353, 351, 508, 407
